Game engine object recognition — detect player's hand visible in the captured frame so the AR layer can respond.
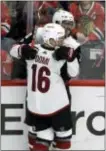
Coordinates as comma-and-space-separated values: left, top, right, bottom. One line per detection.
20, 44, 37, 60
54, 46, 75, 62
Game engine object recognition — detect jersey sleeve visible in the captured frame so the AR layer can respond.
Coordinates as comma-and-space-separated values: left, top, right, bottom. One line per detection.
68, 3, 77, 19
67, 58, 80, 77
68, 3, 81, 37
63, 36, 81, 50
10, 44, 21, 59
88, 3, 105, 41
10, 44, 38, 60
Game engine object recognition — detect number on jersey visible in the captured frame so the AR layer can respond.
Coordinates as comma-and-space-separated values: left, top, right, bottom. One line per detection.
32, 64, 51, 93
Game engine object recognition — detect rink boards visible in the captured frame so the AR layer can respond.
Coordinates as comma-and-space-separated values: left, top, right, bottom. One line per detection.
1, 80, 105, 150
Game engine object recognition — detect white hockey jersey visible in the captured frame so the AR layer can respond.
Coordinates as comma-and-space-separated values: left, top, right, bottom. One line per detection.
10, 44, 79, 115
63, 36, 80, 50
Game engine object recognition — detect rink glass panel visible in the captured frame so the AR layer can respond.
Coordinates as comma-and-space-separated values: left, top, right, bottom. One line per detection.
1, 1, 105, 80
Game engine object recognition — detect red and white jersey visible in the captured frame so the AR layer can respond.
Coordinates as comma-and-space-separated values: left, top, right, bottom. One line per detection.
69, 2, 105, 41
10, 44, 79, 115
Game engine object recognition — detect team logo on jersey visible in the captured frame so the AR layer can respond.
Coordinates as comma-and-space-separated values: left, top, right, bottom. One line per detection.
78, 15, 95, 36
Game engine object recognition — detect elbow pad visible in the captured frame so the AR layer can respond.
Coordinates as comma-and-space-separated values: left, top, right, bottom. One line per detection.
19, 44, 37, 60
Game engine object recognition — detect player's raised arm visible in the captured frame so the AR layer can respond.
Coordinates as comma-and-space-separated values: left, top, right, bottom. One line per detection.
10, 44, 38, 60
66, 46, 80, 77
54, 46, 80, 77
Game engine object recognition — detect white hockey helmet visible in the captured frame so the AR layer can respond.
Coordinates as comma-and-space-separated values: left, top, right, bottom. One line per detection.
52, 9, 75, 25
42, 23, 65, 47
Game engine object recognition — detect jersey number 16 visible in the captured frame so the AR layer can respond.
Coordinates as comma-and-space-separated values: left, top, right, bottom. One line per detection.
32, 64, 51, 93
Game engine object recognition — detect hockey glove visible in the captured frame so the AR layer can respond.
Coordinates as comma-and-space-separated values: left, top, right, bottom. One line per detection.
18, 44, 37, 60
54, 46, 80, 62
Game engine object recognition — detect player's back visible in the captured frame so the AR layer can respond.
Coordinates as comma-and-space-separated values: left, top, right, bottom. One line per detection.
26, 44, 70, 115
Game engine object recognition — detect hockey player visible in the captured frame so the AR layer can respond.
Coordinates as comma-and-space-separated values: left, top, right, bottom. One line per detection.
10, 23, 79, 151
52, 9, 81, 82
34, 10, 81, 80
52, 9, 81, 49
18, 10, 81, 149
16, 10, 80, 79
34, 9, 81, 62
22, 11, 81, 151
28, 10, 81, 150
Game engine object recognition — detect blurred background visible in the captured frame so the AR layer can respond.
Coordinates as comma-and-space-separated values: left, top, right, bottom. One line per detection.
1, 1, 105, 80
